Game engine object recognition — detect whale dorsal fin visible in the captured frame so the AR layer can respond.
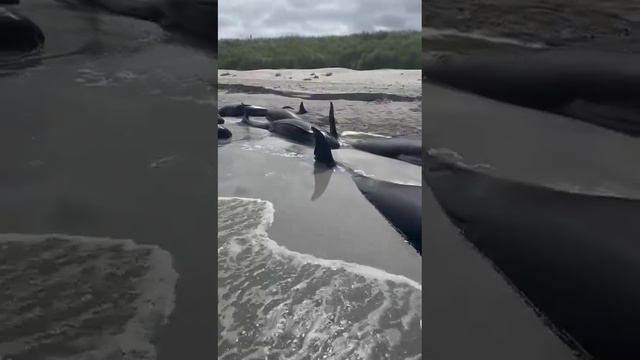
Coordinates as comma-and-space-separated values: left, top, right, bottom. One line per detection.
242, 108, 249, 123
298, 101, 308, 114
312, 127, 336, 167
329, 102, 338, 138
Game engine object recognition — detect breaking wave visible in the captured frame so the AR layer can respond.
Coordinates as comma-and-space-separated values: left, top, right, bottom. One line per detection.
218, 197, 422, 360
0, 234, 177, 359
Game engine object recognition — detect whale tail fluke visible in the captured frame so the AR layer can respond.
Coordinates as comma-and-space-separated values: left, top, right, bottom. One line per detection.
329, 102, 338, 138
242, 108, 271, 130
312, 127, 336, 167
299, 101, 308, 114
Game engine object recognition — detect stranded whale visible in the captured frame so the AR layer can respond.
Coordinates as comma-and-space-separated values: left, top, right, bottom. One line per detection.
424, 154, 640, 360
218, 102, 307, 120
312, 127, 422, 253
282, 101, 308, 115
0, 8, 45, 53
265, 107, 302, 121
242, 103, 340, 148
218, 103, 268, 117
352, 174, 421, 253
351, 136, 422, 166
424, 50, 640, 136
218, 124, 231, 139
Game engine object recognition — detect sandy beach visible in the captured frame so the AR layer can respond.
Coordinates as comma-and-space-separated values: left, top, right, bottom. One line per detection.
219, 68, 422, 137
219, 68, 421, 98
0, 1, 216, 359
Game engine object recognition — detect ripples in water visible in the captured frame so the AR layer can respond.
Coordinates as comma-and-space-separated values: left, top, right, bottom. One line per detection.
0, 234, 178, 359
218, 197, 422, 360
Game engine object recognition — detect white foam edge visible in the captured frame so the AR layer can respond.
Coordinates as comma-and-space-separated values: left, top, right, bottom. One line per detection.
218, 197, 422, 291
0, 233, 179, 356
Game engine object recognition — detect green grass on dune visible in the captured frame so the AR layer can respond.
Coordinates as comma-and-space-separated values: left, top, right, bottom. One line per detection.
218, 31, 421, 70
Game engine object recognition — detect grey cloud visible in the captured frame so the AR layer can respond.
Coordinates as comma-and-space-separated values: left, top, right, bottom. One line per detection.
218, 0, 420, 39
376, 14, 407, 29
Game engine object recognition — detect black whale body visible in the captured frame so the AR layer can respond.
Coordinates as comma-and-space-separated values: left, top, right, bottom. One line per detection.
352, 136, 422, 166
218, 102, 306, 119
424, 154, 640, 360
163, 0, 216, 43
218, 104, 268, 117
242, 111, 339, 149
424, 50, 640, 136
352, 174, 421, 254
312, 127, 422, 254
0, 9, 45, 53
65, 0, 216, 46
265, 108, 301, 121
218, 124, 231, 139
268, 102, 308, 121
242, 103, 340, 149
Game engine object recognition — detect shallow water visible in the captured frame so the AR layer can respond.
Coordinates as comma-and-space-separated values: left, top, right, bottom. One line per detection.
218, 112, 422, 358
218, 198, 421, 360
0, 234, 177, 360
218, 122, 421, 278
1, 1, 216, 359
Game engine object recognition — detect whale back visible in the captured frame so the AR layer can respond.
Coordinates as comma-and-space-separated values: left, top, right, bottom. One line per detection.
352, 174, 421, 254
424, 154, 640, 359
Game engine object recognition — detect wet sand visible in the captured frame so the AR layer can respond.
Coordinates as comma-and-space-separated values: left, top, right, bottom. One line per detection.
0, 1, 216, 359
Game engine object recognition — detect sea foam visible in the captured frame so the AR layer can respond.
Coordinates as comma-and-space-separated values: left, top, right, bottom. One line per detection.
0, 234, 178, 360
218, 197, 422, 360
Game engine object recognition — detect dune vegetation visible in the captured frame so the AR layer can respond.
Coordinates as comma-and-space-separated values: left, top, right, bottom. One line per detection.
218, 31, 421, 70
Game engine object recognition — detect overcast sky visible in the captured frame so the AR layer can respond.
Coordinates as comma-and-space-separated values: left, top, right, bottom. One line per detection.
218, 0, 421, 39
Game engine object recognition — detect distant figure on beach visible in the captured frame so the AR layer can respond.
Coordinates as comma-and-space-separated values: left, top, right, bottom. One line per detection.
249, 34, 252, 40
